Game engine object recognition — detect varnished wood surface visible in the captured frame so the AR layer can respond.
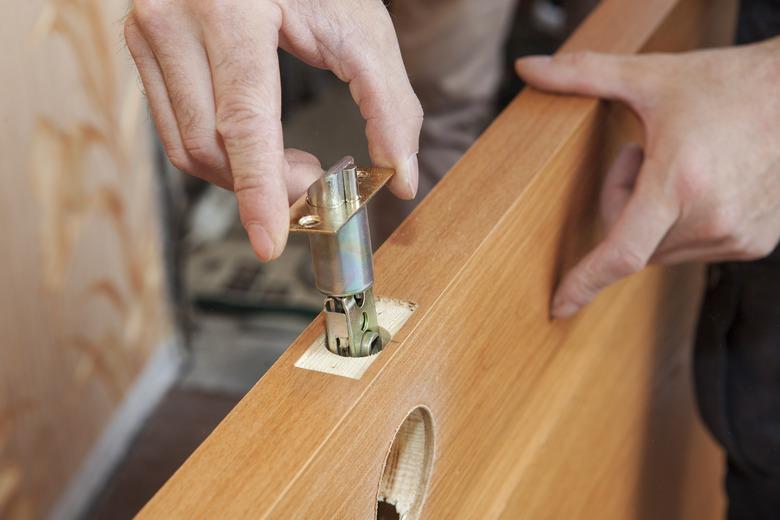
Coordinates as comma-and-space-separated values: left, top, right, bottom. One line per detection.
141, 0, 734, 517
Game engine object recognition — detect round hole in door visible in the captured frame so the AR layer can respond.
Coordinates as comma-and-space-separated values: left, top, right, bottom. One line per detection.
376, 406, 435, 520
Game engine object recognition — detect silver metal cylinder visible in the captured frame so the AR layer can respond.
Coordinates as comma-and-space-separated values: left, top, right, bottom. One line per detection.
290, 155, 391, 357
308, 207, 374, 296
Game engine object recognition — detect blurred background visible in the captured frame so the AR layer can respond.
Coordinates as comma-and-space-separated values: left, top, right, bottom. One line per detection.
0, 1, 591, 518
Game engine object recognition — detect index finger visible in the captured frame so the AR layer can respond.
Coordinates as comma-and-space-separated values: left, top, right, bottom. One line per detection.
316, 3, 423, 200
202, 2, 288, 261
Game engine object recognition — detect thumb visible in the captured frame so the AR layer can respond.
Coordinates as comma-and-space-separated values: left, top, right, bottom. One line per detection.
515, 52, 644, 108
283, 148, 323, 204
551, 159, 677, 319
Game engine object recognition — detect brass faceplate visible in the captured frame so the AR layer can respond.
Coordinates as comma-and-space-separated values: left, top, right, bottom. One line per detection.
289, 166, 394, 235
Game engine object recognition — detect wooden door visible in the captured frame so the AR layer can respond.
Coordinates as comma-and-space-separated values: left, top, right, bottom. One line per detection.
140, 0, 735, 517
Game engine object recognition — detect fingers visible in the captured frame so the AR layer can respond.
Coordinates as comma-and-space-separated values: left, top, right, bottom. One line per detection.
338, 9, 423, 199
126, 14, 230, 188
552, 162, 678, 319
352, 74, 422, 199
134, 7, 231, 184
515, 52, 649, 111
284, 149, 323, 204
600, 143, 643, 231
202, 3, 288, 261
129, 0, 423, 262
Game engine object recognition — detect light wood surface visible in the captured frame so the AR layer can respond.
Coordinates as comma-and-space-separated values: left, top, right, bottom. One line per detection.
0, 1, 170, 516
141, 0, 734, 517
294, 298, 417, 379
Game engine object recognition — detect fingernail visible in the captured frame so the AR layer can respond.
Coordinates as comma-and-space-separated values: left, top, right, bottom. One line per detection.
247, 223, 276, 262
406, 153, 419, 199
552, 300, 580, 320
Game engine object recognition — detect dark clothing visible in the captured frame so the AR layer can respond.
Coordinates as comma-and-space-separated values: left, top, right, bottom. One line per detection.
737, 0, 780, 44
693, 3, 780, 519
695, 252, 780, 519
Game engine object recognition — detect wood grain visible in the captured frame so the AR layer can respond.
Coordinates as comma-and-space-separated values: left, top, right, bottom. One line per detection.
141, 0, 734, 517
0, 0, 170, 516
377, 406, 434, 518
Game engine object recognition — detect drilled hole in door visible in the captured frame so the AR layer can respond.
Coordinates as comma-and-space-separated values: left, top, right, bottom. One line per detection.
376, 407, 434, 520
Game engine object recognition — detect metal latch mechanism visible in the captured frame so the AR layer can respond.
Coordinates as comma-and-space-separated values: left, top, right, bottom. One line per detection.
290, 156, 393, 357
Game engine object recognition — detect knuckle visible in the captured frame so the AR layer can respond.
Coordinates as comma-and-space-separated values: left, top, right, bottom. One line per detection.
608, 246, 646, 277
557, 51, 596, 69
703, 207, 736, 241
405, 92, 424, 120
132, 0, 172, 28
231, 170, 269, 195
231, 174, 257, 194
216, 96, 270, 143
616, 56, 642, 87
190, 0, 225, 22
568, 275, 599, 307
192, 0, 281, 30
400, 95, 424, 133
676, 157, 711, 197
411, 97, 424, 122
181, 132, 222, 167
556, 51, 593, 67
165, 145, 190, 173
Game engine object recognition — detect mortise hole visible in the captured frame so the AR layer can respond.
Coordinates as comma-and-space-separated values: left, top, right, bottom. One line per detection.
376, 407, 434, 520
298, 214, 320, 228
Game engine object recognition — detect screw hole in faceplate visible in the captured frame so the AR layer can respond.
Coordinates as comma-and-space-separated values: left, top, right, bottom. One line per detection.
298, 214, 320, 228
376, 406, 435, 520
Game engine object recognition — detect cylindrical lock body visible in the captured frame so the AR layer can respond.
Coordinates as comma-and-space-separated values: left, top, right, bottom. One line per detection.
308, 208, 374, 296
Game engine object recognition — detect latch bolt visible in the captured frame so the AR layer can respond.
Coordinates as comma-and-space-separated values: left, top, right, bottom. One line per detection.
289, 157, 393, 357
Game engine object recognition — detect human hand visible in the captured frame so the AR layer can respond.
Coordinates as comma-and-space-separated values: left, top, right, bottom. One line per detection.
516, 38, 780, 319
125, 0, 422, 260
